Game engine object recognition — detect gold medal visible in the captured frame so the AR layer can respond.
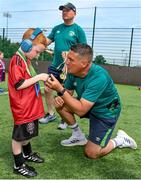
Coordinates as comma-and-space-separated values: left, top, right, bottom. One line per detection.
60, 73, 65, 80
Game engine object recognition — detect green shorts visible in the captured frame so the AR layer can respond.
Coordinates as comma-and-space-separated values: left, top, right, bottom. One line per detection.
88, 114, 118, 147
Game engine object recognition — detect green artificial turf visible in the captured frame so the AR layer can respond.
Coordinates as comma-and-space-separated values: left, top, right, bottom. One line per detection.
0, 76, 141, 179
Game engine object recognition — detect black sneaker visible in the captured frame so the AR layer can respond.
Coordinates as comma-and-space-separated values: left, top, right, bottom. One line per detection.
13, 163, 37, 177
24, 152, 44, 163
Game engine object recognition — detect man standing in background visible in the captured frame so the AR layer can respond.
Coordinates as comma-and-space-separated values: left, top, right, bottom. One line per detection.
39, 2, 87, 130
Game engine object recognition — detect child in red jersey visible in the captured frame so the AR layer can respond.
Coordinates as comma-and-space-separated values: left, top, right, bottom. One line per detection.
8, 28, 49, 178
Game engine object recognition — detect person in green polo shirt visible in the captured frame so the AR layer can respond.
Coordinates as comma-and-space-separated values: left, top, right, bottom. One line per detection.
46, 43, 137, 159
39, 3, 87, 129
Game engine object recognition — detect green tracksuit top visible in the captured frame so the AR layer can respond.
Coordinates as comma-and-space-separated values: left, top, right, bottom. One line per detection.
48, 23, 87, 68
65, 64, 121, 119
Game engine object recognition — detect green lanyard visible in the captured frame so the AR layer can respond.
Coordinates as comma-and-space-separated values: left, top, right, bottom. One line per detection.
16, 49, 40, 97
17, 49, 37, 77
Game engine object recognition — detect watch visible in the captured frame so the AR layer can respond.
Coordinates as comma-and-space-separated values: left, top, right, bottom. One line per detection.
57, 88, 66, 96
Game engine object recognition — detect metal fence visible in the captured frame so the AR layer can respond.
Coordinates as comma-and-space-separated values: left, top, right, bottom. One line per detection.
91, 28, 141, 67
0, 27, 141, 67
0, 6, 141, 67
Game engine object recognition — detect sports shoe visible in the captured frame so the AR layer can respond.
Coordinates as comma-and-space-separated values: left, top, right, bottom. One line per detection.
117, 130, 137, 149
57, 121, 68, 130
39, 113, 56, 124
24, 152, 44, 163
13, 163, 37, 177
61, 134, 87, 147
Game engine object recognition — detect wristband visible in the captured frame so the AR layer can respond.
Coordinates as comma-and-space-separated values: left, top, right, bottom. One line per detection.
57, 88, 66, 96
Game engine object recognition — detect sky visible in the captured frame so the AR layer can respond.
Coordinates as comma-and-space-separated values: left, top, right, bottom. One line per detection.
0, 0, 141, 29
0, 0, 140, 66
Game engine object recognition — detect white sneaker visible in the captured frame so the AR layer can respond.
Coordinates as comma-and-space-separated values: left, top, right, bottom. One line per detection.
117, 130, 137, 149
61, 134, 87, 147
39, 113, 56, 124
57, 121, 68, 130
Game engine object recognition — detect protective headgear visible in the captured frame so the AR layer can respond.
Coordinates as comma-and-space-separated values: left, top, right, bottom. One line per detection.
20, 27, 42, 52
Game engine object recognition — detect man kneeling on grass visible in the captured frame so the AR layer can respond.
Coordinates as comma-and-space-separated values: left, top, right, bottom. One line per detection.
46, 43, 137, 159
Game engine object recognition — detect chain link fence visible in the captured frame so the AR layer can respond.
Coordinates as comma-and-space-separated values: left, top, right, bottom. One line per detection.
0, 6, 141, 67
0, 27, 141, 67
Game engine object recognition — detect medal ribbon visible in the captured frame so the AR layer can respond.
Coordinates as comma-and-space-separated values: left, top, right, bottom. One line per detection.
17, 49, 40, 97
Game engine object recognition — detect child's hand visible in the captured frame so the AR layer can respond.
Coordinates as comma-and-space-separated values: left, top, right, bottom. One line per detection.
45, 74, 63, 92
39, 73, 49, 81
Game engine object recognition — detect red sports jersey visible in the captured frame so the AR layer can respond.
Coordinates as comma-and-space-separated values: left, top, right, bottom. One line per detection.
8, 54, 45, 125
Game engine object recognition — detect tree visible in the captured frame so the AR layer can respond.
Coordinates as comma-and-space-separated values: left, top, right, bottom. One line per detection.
0, 36, 19, 58
93, 55, 106, 64
0, 36, 53, 61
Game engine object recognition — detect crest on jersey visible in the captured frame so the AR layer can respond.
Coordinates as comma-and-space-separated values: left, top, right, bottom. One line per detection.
69, 31, 75, 36
27, 122, 35, 134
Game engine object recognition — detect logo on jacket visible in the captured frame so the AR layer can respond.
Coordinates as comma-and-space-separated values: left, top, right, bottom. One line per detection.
69, 31, 75, 36
73, 82, 77, 87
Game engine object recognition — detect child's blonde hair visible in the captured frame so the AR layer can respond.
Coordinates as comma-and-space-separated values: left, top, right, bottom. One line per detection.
22, 28, 47, 47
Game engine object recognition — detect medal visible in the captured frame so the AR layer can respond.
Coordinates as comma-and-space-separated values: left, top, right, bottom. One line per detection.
60, 72, 65, 80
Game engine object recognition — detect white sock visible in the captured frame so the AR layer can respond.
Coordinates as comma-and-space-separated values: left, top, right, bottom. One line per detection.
111, 139, 117, 148
112, 136, 124, 148
69, 123, 84, 137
